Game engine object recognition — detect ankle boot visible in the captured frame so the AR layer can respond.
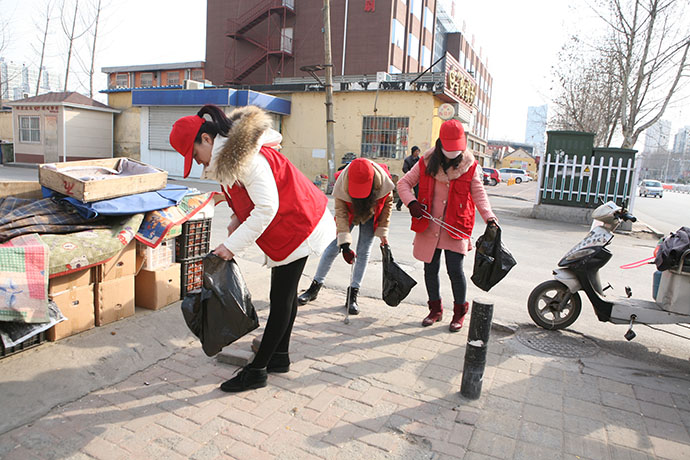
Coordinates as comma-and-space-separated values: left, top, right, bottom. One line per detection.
422, 299, 443, 326
298, 280, 322, 305
266, 352, 290, 373
346, 287, 360, 315
449, 302, 469, 332
220, 366, 267, 393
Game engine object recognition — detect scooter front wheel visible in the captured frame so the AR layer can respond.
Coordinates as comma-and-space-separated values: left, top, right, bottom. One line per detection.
527, 280, 582, 330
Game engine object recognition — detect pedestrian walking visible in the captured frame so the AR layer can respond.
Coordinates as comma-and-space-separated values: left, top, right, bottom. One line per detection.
297, 158, 395, 315
169, 104, 335, 392
397, 120, 497, 332
396, 145, 420, 211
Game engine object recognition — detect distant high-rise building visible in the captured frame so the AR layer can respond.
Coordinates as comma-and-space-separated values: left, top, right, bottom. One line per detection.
525, 104, 547, 155
673, 126, 690, 155
0, 58, 61, 101
643, 119, 671, 153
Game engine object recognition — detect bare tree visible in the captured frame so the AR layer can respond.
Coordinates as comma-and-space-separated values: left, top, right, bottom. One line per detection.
61, 0, 93, 91
607, 0, 690, 148
551, 0, 690, 148
74, 0, 103, 97
34, 1, 56, 96
551, 35, 622, 147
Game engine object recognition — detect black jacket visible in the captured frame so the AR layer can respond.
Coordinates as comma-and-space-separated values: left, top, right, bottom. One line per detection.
655, 226, 690, 271
402, 154, 420, 173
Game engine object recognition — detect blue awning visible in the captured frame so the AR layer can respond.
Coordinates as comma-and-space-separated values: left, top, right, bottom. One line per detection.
131, 88, 290, 115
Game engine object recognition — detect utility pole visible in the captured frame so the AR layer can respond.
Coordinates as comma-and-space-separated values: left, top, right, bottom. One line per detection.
322, 0, 336, 192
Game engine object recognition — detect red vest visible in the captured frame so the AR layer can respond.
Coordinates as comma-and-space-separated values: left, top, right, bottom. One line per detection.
221, 146, 328, 261
411, 159, 478, 240
343, 161, 391, 229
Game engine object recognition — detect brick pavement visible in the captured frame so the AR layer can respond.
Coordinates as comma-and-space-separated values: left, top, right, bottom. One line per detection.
1, 287, 689, 460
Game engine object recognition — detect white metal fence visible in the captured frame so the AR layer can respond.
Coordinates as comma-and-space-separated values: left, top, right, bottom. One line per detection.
537, 153, 637, 208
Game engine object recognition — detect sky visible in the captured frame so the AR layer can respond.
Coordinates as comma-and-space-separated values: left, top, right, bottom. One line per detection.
2, 0, 688, 145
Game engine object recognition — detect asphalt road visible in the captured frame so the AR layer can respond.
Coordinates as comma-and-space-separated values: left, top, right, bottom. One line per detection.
633, 190, 690, 236
2, 165, 688, 370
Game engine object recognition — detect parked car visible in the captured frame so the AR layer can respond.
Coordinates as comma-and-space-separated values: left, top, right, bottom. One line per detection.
638, 179, 664, 198
482, 167, 500, 186
498, 168, 531, 184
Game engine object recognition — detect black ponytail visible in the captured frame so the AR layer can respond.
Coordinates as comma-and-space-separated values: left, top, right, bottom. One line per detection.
195, 104, 233, 142
426, 138, 463, 176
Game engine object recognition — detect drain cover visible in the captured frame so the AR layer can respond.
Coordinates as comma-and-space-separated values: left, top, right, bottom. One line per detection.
516, 327, 600, 358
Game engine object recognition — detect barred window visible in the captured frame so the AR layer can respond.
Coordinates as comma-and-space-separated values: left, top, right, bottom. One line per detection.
19, 116, 40, 143
361, 116, 409, 159
167, 72, 180, 85
115, 73, 128, 87
140, 72, 153, 86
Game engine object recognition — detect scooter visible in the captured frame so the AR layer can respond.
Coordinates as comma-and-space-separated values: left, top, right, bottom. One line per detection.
527, 201, 690, 340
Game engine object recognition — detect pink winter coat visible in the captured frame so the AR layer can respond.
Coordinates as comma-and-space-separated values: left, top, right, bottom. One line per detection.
397, 147, 497, 263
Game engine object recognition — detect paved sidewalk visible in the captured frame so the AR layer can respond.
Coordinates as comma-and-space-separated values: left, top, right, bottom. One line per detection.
1, 286, 689, 460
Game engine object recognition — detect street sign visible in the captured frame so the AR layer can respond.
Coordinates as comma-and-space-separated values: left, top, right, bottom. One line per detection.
582, 166, 592, 177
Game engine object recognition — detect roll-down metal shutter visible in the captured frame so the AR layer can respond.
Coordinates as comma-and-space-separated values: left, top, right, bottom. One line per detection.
149, 106, 198, 151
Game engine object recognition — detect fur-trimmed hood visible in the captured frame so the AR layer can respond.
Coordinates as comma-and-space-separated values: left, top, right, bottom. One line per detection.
421, 146, 475, 181
202, 105, 277, 185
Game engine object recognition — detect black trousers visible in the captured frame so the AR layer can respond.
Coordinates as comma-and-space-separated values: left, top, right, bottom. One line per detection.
424, 249, 467, 305
250, 256, 307, 368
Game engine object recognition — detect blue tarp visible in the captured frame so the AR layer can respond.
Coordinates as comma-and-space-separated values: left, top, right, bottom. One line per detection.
42, 185, 190, 219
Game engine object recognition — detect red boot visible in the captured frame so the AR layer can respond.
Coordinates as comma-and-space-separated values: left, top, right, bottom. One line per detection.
449, 302, 469, 332
422, 300, 443, 327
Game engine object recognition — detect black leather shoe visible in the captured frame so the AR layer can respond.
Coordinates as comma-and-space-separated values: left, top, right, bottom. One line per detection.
346, 287, 360, 315
298, 280, 323, 305
267, 352, 290, 373
220, 366, 267, 393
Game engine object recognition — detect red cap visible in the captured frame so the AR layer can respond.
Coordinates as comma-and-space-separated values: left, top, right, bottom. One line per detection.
169, 115, 204, 178
439, 119, 467, 152
347, 158, 375, 199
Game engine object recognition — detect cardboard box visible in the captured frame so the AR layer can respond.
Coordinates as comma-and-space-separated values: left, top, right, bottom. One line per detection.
38, 158, 167, 202
48, 268, 94, 295
0, 181, 43, 199
97, 241, 137, 282
95, 275, 135, 326
47, 285, 95, 341
135, 263, 181, 310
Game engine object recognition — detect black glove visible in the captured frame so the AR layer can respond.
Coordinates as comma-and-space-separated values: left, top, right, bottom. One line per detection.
408, 200, 423, 219
340, 243, 356, 264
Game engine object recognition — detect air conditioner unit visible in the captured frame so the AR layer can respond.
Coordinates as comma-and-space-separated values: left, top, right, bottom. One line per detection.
184, 79, 204, 89
376, 72, 391, 83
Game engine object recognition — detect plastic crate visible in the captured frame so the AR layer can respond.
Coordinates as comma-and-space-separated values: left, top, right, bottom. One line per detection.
137, 239, 176, 271
1, 331, 46, 359
181, 257, 204, 296
176, 218, 212, 260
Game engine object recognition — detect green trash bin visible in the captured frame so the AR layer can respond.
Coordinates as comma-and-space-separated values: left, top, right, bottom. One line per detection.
0, 142, 13, 164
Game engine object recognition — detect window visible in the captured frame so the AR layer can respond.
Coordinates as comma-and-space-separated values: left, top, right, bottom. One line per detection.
116, 73, 128, 87
140, 73, 153, 86
19, 116, 40, 143
167, 72, 180, 85
407, 33, 419, 59
391, 18, 405, 49
361, 116, 409, 160
410, 0, 422, 20
423, 6, 433, 32
191, 70, 203, 81
421, 45, 431, 68
389, 65, 402, 74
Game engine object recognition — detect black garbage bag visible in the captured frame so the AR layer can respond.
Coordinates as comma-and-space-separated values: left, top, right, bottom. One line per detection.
471, 224, 516, 292
381, 244, 417, 306
181, 254, 259, 357
655, 226, 690, 271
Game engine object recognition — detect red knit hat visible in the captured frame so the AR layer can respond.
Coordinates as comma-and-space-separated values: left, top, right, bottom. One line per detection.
439, 119, 467, 152
348, 158, 375, 199
170, 115, 204, 178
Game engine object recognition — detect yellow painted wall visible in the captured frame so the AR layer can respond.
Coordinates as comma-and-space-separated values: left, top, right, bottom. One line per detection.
500, 150, 538, 176
0, 112, 13, 142
279, 91, 438, 182
108, 92, 141, 159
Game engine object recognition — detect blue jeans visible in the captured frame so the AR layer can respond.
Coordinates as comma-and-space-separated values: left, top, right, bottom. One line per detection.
313, 218, 376, 289
424, 249, 466, 305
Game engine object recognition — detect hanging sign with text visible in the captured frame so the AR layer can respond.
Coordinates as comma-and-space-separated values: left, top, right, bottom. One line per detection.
443, 54, 477, 110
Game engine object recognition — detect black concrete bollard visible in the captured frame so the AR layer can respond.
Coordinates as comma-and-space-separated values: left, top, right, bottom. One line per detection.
460, 300, 494, 400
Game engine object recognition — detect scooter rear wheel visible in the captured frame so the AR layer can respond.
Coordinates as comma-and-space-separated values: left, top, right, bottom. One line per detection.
527, 280, 582, 330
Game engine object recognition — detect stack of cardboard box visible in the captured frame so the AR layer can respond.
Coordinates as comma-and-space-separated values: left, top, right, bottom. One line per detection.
135, 238, 181, 311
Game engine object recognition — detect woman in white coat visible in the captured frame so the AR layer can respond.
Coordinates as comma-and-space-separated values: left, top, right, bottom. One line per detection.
170, 104, 335, 392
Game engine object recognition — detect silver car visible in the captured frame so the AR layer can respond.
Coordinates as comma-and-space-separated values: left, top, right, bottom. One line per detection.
639, 180, 664, 198
498, 168, 531, 184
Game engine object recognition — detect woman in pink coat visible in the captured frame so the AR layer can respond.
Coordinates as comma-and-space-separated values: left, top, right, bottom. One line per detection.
397, 120, 497, 331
